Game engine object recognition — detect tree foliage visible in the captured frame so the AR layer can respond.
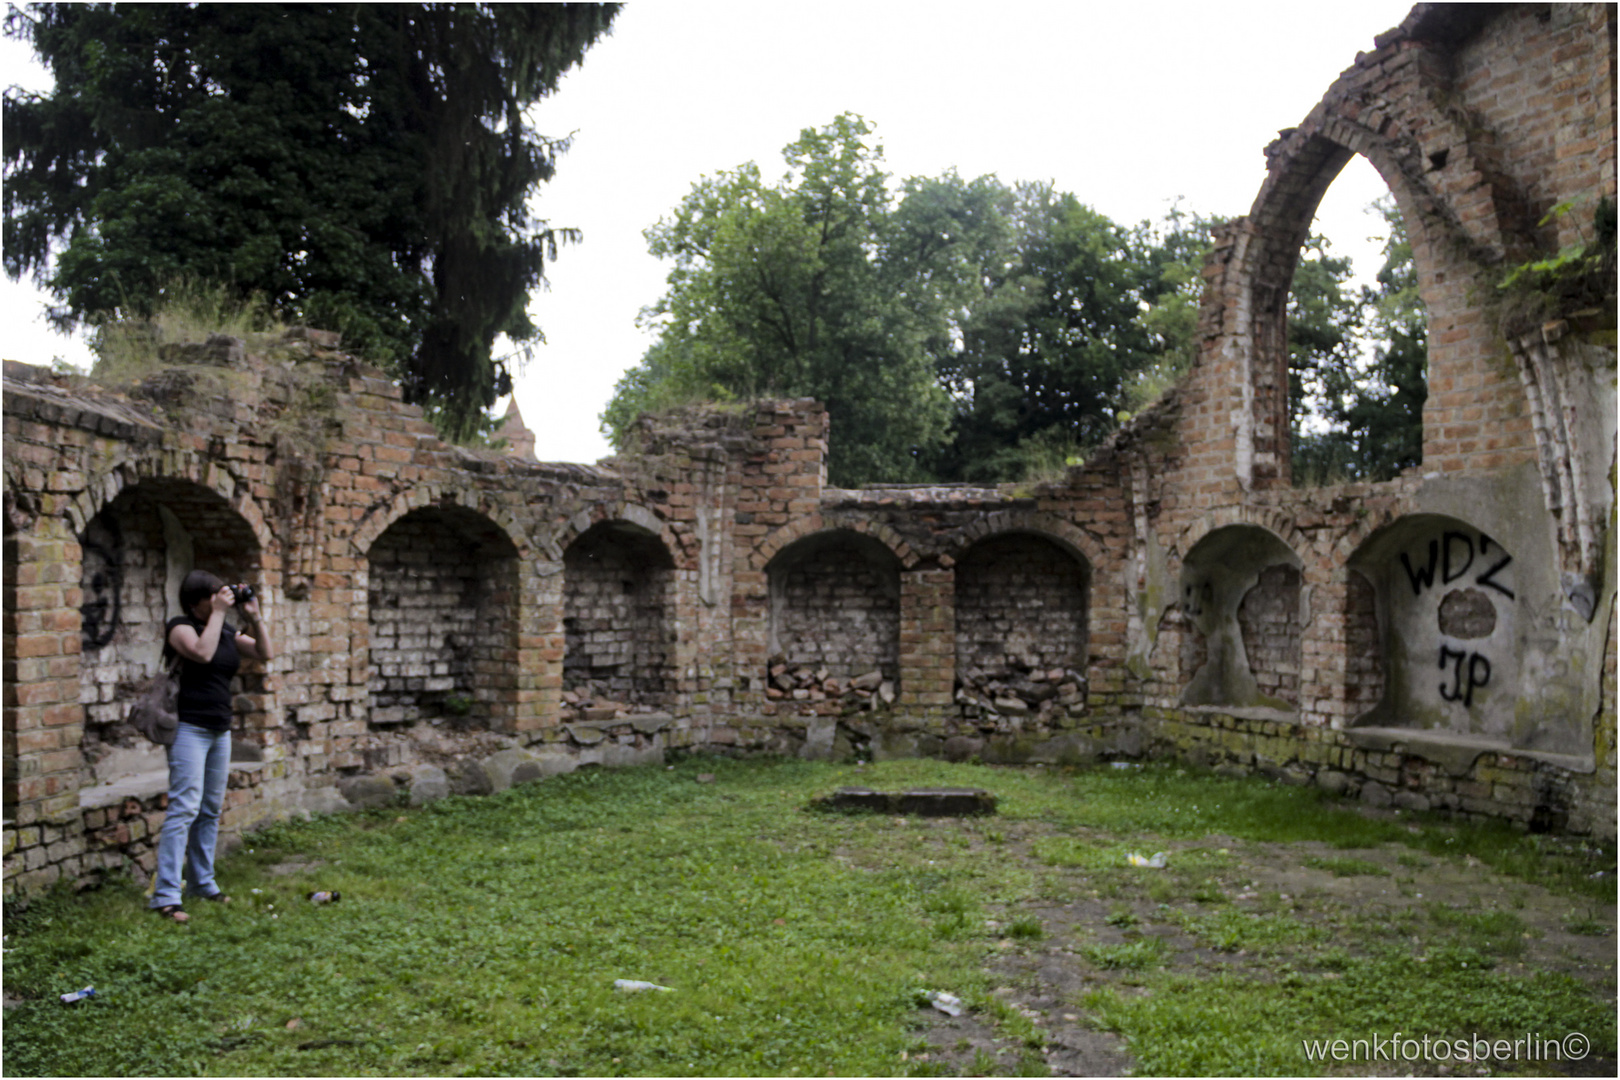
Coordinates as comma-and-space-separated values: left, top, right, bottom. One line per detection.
604, 115, 958, 486
3, 2, 618, 439
607, 115, 1214, 486
932, 191, 1213, 481
1290, 197, 1427, 485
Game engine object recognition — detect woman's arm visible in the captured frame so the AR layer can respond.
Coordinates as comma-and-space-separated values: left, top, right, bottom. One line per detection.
236, 592, 274, 663
168, 586, 234, 663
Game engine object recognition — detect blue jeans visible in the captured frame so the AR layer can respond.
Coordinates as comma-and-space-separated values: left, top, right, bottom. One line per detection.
150, 721, 231, 908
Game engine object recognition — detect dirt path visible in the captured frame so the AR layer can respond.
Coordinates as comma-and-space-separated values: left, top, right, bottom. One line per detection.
904, 820, 1616, 1077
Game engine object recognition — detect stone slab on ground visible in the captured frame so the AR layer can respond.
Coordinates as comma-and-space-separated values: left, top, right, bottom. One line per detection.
814, 786, 998, 816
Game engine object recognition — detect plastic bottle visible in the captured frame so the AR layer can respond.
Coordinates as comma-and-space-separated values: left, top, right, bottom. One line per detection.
60, 986, 95, 1004
307, 890, 341, 904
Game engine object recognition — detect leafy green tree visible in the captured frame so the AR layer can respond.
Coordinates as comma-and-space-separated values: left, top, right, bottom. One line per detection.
1290, 197, 1426, 484
931, 189, 1211, 481
3, 2, 618, 439
605, 115, 962, 487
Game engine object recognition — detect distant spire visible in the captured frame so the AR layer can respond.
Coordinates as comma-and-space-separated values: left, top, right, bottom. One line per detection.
502, 399, 538, 462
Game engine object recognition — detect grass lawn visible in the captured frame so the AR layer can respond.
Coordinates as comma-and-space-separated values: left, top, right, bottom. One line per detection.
3, 756, 1614, 1076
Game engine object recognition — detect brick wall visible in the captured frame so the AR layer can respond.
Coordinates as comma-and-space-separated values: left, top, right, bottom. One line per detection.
366, 506, 520, 729
563, 522, 676, 707
3, 3, 1615, 899
1237, 564, 1302, 705
768, 533, 900, 683
955, 533, 1088, 708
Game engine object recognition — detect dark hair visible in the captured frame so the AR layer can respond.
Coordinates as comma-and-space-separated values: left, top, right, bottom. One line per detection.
179, 569, 224, 614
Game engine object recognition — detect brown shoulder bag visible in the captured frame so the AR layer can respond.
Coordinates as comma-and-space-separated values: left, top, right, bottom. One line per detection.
128, 659, 181, 746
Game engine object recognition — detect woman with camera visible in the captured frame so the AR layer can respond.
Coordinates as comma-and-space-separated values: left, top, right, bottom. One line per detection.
149, 570, 274, 923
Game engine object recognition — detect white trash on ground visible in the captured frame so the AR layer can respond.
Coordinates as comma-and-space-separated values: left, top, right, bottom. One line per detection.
59, 986, 95, 1004
924, 990, 964, 1016
1126, 851, 1168, 868
614, 979, 674, 992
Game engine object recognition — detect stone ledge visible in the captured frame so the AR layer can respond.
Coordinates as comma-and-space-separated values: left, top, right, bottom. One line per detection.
1344, 726, 1596, 777
79, 771, 168, 809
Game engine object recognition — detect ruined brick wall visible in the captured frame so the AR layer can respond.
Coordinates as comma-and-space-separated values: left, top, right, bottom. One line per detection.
562, 523, 676, 708
955, 533, 1089, 712
1236, 564, 1302, 705
366, 507, 521, 728
770, 536, 900, 684
4, 3, 1616, 900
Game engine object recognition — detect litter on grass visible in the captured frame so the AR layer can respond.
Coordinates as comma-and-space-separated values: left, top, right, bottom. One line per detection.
924, 991, 964, 1016
614, 979, 674, 992
1127, 851, 1168, 868
59, 986, 95, 1004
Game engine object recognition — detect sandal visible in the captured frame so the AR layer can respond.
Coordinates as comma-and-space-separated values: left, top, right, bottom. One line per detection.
153, 904, 189, 923
199, 891, 232, 904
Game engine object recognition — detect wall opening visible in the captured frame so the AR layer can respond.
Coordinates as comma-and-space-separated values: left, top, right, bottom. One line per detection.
367, 506, 520, 731
77, 480, 262, 782
562, 521, 677, 714
1178, 525, 1303, 711
954, 531, 1090, 719
1285, 155, 1428, 487
766, 531, 900, 707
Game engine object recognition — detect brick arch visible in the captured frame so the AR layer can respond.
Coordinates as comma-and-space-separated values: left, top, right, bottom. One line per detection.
552, 500, 680, 565
1171, 506, 1307, 570
1327, 490, 1424, 574
751, 517, 917, 572
352, 484, 529, 560
1212, 37, 1529, 491
946, 511, 1103, 572
62, 449, 273, 556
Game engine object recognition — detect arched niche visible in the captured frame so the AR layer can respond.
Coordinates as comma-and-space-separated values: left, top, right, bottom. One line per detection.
367, 505, 520, 730
954, 531, 1090, 715
561, 520, 677, 710
766, 530, 901, 686
1347, 514, 1529, 745
1178, 525, 1304, 710
77, 479, 262, 782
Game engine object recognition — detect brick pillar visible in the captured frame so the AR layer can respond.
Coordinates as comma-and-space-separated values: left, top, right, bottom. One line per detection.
522, 560, 565, 736
3, 520, 89, 894
898, 567, 954, 712
1299, 572, 1353, 729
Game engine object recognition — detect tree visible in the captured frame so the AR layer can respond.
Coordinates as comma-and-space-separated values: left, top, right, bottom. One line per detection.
3, 2, 618, 439
931, 188, 1211, 481
1290, 197, 1426, 484
604, 115, 960, 487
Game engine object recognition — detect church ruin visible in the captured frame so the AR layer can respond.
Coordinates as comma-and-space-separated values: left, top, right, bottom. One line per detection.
4, 2, 1615, 896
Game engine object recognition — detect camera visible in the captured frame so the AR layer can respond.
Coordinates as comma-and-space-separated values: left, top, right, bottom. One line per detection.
232, 583, 256, 604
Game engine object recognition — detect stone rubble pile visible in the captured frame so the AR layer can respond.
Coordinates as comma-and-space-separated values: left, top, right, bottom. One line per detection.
560, 679, 666, 722
956, 661, 1086, 719
765, 656, 895, 709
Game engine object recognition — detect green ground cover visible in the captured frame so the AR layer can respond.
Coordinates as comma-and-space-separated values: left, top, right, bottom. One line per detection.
3, 757, 1613, 1076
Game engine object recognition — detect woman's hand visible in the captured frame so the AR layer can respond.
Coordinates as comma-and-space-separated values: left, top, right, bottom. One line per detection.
236, 589, 260, 623
208, 585, 237, 618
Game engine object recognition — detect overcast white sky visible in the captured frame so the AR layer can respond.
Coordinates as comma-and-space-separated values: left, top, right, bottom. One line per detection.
2, 0, 1418, 463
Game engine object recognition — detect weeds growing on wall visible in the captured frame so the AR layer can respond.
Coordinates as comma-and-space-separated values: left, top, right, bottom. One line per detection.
86, 278, 289, 390
1495, 197, 1618, 336
3, 758, 1612, 1077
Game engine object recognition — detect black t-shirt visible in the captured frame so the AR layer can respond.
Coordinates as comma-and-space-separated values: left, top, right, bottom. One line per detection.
163, 615, 240, 731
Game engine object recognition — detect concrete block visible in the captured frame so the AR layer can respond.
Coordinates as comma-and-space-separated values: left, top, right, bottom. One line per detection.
337, 774, 398, 809
407, 765, 449, 806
